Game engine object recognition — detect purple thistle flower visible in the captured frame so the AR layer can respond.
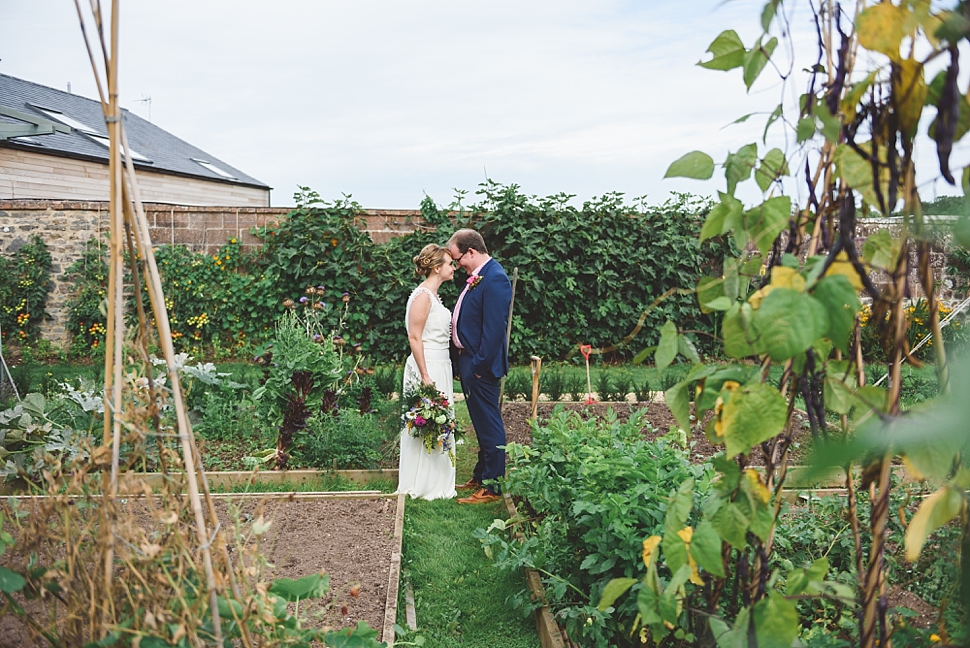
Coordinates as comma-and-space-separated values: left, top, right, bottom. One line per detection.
299, 296, 308, 304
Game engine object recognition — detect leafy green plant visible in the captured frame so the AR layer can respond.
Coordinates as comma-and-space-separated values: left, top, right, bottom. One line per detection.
476, 409, 712, 646
296, 409, 388, 469
253, 309, 343, 469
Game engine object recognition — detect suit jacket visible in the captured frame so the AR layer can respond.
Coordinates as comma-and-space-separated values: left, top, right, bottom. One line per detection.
454, 258, 512, 379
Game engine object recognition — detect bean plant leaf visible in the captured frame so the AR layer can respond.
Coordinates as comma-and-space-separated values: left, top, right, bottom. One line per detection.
597, 578, 638, 612
720, 381, 787, 459
753, 592, 799, 648
678, 335, 701, 364
843, 71, 877, 122
796, 116, 816, 143
862, 229, 901, 271
0, 566, 25, 594
741, 196, 791, 256
701, 193, 743, 242
712, 502, 749, 550
710, 607, 750, 648
751, 288, 829, 361
697, 276, 727, 313
743, 36, 778, 90
811, 275, 862, 354
726, 144, 758, 196
698, 30, 746, 70
690, 520, 726, 578
754, 148, 789, 192
761, 0, 780, 32
856, 2, 907, 59
666, 151, 715, 179
665, 379, 691, 431
905, 486, 964, 561
834, 143, 885, 208
656, 320, 679, 374
722, 303, 756, 359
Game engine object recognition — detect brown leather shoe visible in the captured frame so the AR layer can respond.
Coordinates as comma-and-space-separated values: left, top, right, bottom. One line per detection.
457, 488, 501, 505
456, 478, 481, 491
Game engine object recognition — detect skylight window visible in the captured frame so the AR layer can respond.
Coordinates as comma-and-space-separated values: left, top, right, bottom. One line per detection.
192, 158, 237, 180
87, 134, 152, 163
32, 106, 101, 135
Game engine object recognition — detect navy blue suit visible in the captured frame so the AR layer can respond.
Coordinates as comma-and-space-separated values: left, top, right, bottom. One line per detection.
453, 258, 512, 493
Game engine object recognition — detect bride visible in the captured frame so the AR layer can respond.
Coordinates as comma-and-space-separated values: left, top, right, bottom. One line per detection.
397, 243, 457, 500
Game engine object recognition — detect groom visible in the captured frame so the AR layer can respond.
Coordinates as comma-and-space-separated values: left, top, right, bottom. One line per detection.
448, 229, 512, 505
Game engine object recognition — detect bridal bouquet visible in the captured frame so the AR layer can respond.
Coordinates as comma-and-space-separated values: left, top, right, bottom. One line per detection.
402, 383, 460, 464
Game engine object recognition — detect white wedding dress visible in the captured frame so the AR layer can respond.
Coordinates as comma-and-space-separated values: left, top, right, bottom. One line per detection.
396, 286, 457, 500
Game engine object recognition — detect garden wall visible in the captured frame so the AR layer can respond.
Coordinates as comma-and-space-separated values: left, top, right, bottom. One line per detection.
0, 200, 428, 343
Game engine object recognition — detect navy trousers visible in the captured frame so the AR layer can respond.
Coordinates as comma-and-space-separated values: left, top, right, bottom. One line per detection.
457, 352, 506, 494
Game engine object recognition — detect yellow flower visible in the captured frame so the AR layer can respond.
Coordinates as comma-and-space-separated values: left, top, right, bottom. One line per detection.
930, 634, 941, 643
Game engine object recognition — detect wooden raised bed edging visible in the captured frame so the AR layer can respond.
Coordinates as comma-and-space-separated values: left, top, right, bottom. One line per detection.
503, 493, 569, 648
383, 493, 406, 647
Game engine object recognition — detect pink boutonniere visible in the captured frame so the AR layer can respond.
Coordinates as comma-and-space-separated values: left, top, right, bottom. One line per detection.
466, 275, 483, 290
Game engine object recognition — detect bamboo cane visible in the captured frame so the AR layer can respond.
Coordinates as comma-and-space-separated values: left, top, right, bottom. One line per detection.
118, 127, 226, 643
72, 2, 225, 641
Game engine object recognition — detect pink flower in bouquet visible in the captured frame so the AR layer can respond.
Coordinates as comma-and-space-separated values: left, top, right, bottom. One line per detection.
414, 415, 427, 427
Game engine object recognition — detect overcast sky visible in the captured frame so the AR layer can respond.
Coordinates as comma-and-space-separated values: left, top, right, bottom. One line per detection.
1, 1, 964, 209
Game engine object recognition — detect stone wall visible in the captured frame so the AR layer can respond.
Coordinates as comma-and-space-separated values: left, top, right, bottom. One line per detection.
0, 200, 428, 344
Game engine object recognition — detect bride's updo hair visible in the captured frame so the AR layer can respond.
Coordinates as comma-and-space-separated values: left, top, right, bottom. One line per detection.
413, 243, 449, 278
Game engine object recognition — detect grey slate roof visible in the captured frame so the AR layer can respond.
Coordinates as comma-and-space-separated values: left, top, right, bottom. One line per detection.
0, 73, 268, 189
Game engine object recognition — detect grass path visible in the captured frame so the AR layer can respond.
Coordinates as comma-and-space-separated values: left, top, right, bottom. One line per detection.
392, 399, 539, 647
395, 496, 539, 648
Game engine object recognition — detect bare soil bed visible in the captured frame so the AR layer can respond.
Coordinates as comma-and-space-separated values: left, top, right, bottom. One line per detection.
0, 496, 398, 645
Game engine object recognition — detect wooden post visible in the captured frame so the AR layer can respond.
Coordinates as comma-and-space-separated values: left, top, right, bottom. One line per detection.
530, 356, 542, 420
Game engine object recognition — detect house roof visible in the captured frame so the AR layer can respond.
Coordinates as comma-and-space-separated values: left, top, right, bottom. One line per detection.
0, 73, 269, 190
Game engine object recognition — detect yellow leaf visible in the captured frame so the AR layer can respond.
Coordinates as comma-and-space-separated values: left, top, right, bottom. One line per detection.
642, 536, 662, 569
748, 285, 775, 310
677, 526, 694, 543
743, 469, 771, 504
904, 486, 965, 561
688, 554, 705, 586
894, 59, 927, 139
901, 455, 926, 482
857, 2, 908, 59
769, 266, 805, 292
824, 252, 865, 292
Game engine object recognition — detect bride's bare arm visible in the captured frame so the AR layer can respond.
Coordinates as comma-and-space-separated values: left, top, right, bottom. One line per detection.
407, 291, 434, 385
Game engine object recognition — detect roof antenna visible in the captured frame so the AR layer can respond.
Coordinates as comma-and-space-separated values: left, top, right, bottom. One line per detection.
67, 82, 72, 94
135, 94, 152, 122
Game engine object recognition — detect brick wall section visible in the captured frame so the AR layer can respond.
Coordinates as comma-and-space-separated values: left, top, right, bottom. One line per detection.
0, 200, 429, 344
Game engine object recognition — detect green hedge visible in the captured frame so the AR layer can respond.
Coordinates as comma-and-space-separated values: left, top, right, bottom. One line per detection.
56, 185, 730, 363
